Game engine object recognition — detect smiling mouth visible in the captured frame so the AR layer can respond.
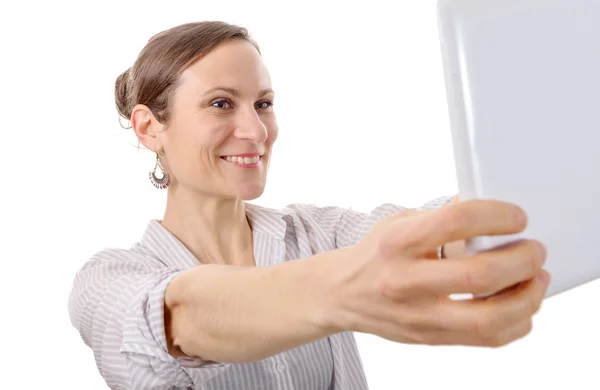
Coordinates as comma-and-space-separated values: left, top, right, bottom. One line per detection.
221, 155, 263, 167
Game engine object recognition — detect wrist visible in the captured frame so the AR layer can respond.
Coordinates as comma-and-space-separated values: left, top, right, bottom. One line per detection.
284, 248, 354, 335
310, 246, 362, 334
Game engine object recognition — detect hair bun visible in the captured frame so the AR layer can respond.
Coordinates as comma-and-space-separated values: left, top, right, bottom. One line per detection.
115, 68, 132, 124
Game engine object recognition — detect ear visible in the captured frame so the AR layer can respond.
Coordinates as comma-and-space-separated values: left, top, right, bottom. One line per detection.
131, 104, 166, 152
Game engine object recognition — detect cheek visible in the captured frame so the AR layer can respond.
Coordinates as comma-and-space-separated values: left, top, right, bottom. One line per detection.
176, 116, 228, 150
168, 122, 228, 172
196, 130, 228, 165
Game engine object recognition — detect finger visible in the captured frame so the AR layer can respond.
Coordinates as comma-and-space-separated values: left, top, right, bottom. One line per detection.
476, 317, 534, 348
398, 239, 547, 296
423, 247, 441, 260
438, 269, 550, 337
439, 239, 466, 259
484, 268, 550, 305
450, 194, 460, 204
426, 318, 534, 348
388, 199, 527, 257
380, 270, 549, 348
391, 208, 427, 219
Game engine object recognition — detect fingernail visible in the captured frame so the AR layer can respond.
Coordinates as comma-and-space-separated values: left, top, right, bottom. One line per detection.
536, 242, 547, 262
519, 208, 528, 226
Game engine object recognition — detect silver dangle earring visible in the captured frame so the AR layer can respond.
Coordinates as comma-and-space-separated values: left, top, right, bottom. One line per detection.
149, 152, 170, 189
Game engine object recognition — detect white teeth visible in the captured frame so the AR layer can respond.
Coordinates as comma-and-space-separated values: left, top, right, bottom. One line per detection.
224, 155, 261, 165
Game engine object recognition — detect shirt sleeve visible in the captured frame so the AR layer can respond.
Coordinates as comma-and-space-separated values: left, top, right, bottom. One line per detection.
285, 195, 454, 251
67, 250, 228, 389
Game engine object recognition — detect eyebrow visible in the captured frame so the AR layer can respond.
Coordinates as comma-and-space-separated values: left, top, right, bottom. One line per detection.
202, 87, 274, 98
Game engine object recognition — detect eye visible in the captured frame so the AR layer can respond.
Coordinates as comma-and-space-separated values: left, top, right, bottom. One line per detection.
256, 100, 274, 110
211, 99, 232, 109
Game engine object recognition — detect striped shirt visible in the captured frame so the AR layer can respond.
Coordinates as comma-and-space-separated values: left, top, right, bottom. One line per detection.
68, 196, 453, 390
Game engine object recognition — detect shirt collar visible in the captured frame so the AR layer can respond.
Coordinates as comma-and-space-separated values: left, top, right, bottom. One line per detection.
139, 202, 288, 269
244, 202, 287, 241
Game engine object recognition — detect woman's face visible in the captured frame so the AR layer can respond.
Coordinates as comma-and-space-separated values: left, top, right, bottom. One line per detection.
158, 39, 278, 200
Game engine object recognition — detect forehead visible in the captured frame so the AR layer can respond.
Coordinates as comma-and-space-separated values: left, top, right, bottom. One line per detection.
179, 39, 272, 94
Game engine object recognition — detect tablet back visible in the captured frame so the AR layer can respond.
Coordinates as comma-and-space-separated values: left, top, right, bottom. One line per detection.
436, 0, 600, 297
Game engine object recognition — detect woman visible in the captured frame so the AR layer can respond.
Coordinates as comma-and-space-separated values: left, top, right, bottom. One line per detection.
68, 21, 550, 390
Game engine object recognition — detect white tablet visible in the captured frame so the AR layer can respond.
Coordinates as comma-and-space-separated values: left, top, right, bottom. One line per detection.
436, 0, 600, 298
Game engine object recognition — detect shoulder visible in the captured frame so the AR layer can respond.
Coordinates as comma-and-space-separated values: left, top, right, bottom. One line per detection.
280, 203, 358, 231
245, 201, 348, 229
76, 244, 167, 277
248, 201, 404, 229
282, 203, 347, 217
246, 202, 350, 240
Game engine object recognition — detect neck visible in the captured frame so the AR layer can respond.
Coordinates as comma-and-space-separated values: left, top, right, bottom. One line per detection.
160, 187, 255, 267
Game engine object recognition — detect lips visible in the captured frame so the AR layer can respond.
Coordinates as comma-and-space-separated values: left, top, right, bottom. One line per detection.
220, 153, 263, 158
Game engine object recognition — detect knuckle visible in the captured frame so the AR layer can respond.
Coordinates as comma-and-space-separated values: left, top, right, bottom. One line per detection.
376, 221, 417, 261
379, 263, 418, 300
378, 270, 399, 299
395, 308, 425, 329
462, 262, 493, 291
470, 314, 495, 340
403, 317, 448, 345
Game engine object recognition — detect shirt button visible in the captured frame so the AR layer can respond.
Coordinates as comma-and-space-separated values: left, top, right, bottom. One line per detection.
276, 363, 286, 373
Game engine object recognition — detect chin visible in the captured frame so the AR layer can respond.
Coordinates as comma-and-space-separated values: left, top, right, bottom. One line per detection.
231, 182, 266, 201
239, 188, 265, 201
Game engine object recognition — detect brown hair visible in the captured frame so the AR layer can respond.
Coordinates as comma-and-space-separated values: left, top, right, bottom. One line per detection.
115, 21, 260, 128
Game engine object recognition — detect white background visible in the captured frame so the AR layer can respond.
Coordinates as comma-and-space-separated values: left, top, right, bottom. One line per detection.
2, 0, 599, 388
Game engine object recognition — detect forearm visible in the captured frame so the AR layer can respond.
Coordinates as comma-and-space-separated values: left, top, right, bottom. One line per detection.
164, 249, 346, 363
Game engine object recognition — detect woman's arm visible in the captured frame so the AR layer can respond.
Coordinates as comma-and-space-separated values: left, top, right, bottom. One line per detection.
69, 248, 344, 388
166, 196, 546, 366
70, 197, 544, 389
164, 247, 345, 363
68, 253, 195, 389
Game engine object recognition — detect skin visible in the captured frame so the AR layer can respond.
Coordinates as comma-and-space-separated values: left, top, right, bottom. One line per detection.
124, 39, 550, 362
329, 199, 551, 347
131, 39, 278, 267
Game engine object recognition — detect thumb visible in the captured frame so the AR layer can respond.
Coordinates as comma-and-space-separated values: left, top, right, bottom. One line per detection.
394, 208, 427, 219
450, 194, 460, 205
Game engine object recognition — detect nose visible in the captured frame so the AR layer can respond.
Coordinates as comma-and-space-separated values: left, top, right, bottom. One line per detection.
234, 105, 269, 143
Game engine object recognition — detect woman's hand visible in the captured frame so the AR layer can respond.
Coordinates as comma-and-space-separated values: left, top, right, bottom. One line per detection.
441, 194, 467, 259
327, 198, 550, 348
